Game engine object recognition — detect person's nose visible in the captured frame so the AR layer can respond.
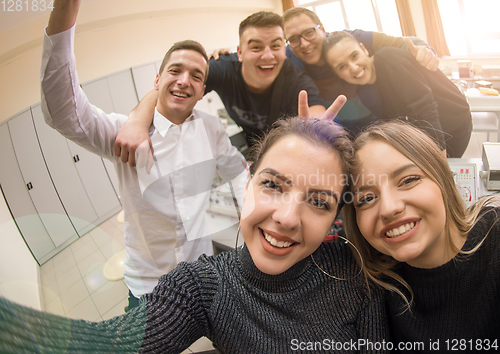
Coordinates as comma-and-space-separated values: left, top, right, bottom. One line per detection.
177, 71, 190, 86
379, 190, 405, 221
299, 36, 311, 47
348, 61, 358, 72
261, 46, 275, 60
272, 192, 302, 230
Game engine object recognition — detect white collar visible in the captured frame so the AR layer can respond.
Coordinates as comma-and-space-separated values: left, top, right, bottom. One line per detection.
153, 108, 195, 137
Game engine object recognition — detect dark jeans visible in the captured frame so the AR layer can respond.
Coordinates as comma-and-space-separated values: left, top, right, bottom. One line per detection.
126, 290, 140, 311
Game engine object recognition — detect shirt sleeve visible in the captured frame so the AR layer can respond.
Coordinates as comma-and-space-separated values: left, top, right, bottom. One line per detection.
40, 25, 126, 160
0, 258, 217, 353
376, 49, 445, 148
205, 53, 239, 94
349, 29, 433, 53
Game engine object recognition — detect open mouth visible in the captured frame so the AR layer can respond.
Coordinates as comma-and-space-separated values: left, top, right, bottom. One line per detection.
171, 91, 191, 99
258, 65, 275, 73
354, 69, 365, 79
385, 222, 416, 238
260, 228, 296, 248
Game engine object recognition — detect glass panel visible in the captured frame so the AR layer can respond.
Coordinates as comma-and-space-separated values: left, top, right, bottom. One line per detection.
471, 38, 500, 56
437, 0, 468, 56
344, 0, 378, 31
316, 2, 346, 32
463, 0, 500, 36
376, 0, 402, 36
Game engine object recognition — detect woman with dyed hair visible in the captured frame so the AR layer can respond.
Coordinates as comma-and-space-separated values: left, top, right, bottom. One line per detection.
343, 120, 500, 351
0, 115, 389, 353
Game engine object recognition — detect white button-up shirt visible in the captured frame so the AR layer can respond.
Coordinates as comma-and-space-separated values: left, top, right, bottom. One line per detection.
41, 25, 246, 297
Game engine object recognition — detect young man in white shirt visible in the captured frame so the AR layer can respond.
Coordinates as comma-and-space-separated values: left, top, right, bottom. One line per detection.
42, 0, 246, 310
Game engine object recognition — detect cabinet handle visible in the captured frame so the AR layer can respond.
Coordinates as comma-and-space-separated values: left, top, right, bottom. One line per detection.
26, 182, 33, 191
73, 155, 80, 163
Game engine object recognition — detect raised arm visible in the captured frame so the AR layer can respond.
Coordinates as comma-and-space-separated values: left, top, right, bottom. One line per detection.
114, 90, 158, 167
404, 37, 440, 71
46, 0, 80, 35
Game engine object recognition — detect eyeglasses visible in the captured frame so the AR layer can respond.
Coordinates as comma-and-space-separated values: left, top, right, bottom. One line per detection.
286, 24, 321, 48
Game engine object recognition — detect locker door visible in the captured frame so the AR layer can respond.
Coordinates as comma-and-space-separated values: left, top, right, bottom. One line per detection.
132, 63, 157, 101
8, 111, 77, 247
31, 104, 98, 235
0, 123, 55, 262
66, 139, 121, 218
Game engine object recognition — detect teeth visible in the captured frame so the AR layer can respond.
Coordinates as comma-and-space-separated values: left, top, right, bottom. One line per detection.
385, 222, 415, 238
355, 70, 364, 78
173, 92, 188, 98
260, 65, 274, 70
263, 231, 293, 248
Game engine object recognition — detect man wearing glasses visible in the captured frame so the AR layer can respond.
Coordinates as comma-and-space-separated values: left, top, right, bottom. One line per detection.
282, 7, 439, 133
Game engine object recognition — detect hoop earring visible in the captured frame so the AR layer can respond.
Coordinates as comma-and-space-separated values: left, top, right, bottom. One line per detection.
234, 224, 241, 251
310, 234, 364, 281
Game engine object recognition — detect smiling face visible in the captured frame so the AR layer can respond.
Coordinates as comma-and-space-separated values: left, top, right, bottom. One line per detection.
154, 49, 207, 124
240, 135, 345, 275
237, 25, 287, 94
325, 37, 376, 85
284, 13, 326, 66
352, 139, 461, 268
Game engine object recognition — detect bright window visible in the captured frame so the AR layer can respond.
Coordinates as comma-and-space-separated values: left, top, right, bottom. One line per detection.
437, 0, 500, 56
296, 0, 402, 36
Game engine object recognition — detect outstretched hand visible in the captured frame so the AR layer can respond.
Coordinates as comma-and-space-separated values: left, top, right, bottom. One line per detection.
404, 37, 440, 71
298, 90, 346, 120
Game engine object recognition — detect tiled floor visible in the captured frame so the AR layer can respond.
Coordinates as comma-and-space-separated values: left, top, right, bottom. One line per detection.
39, 211, 214, 353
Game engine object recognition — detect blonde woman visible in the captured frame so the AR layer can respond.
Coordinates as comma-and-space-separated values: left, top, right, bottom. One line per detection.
344, 120, 500, 352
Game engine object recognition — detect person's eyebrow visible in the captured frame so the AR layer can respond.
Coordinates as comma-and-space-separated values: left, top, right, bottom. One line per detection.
354, 163, 417, 194
248, 37, 283, 45
168, 62, 205, 77
259, 168, 291, 184
307, 188, 339, 204
259, 168, 339, 203
390, 163, 417, 179
247, 39, 264, 46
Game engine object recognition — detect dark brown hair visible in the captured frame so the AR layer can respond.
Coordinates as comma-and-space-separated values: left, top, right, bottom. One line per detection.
283, 7, 322, 27
239, 11, 284, 38
158, 40, 209, 83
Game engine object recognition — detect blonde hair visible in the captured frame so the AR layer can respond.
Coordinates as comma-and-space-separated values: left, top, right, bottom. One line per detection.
343, 120, 500, 308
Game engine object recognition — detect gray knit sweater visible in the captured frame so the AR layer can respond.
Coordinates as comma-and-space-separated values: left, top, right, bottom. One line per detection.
0, 242, 388, 353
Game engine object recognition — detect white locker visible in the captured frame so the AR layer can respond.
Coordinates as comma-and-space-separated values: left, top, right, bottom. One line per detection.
0, 123, 56, 263
131, 63, 157, 101
66, 139, 121, 218
31, 104, 99, 235
7, 111, 77, 248
107, 69, 139, 115
81, 69, 138, 116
